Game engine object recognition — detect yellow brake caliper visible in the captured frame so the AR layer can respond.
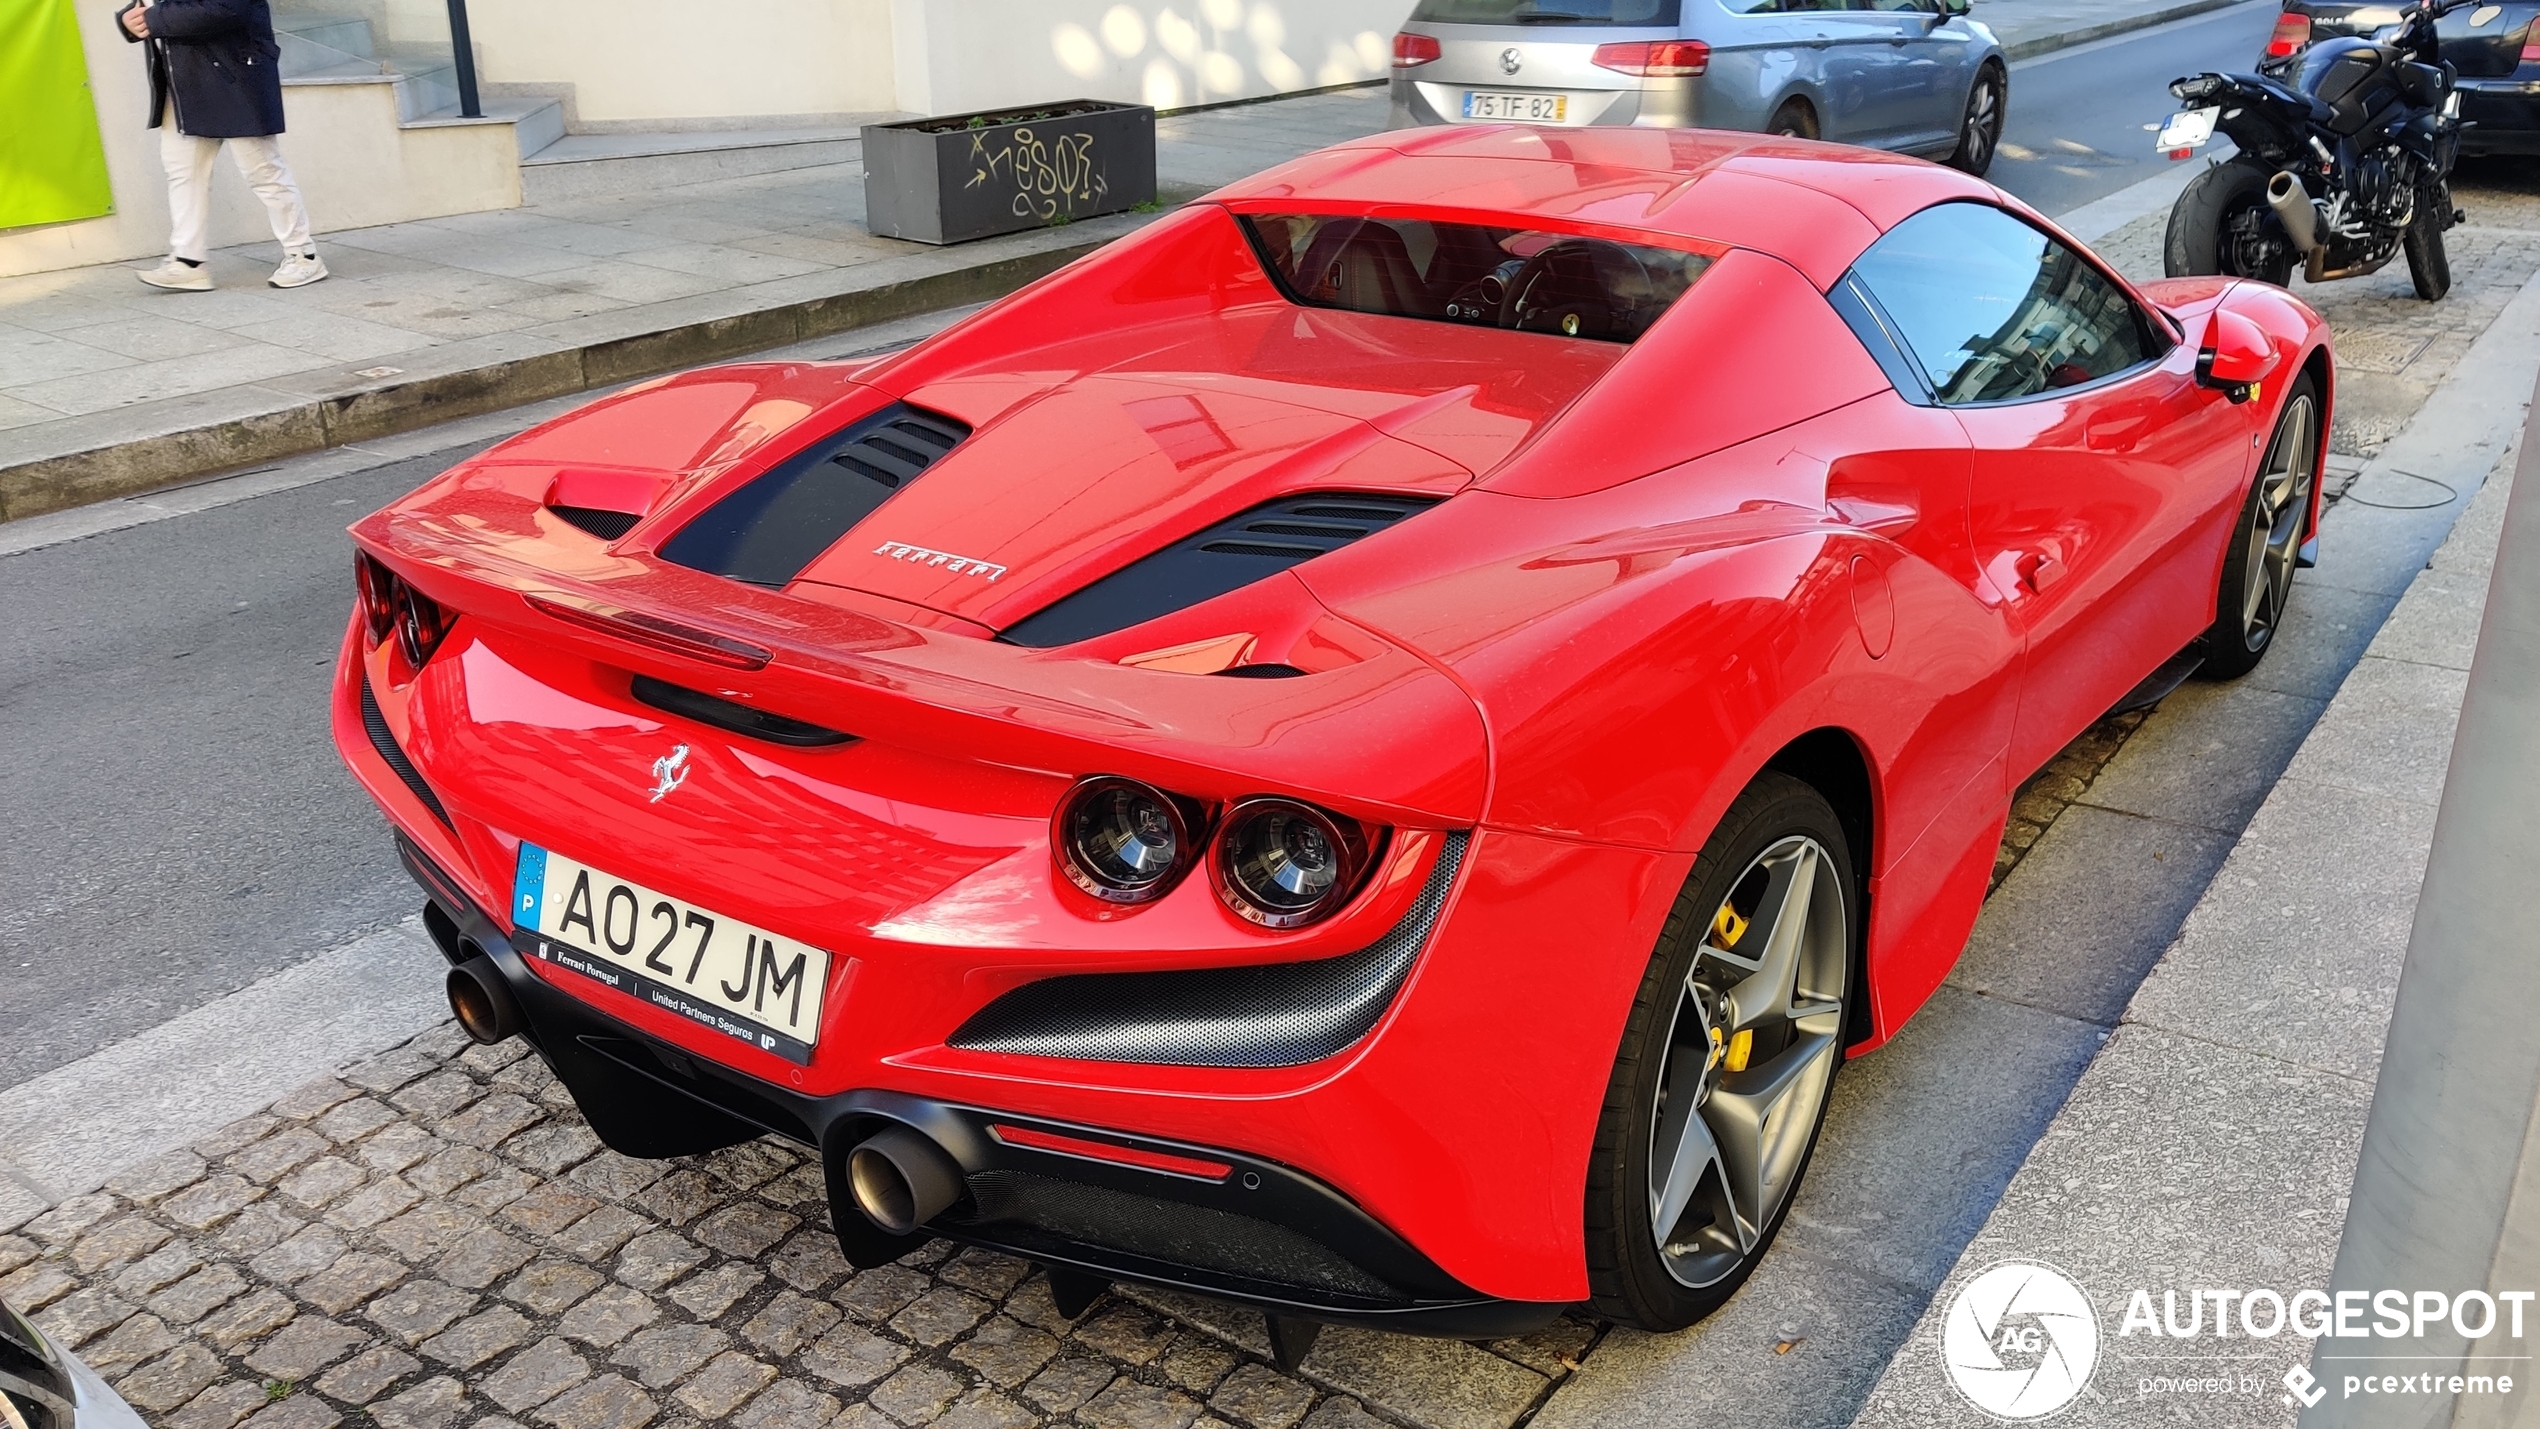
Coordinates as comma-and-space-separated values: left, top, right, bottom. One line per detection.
1708, 905, 1754, 1073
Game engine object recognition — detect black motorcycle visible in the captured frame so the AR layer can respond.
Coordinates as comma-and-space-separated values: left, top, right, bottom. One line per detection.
2158, 0, 2468, 299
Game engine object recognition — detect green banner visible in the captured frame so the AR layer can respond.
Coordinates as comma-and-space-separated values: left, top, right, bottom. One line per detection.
0, 0, 115, 230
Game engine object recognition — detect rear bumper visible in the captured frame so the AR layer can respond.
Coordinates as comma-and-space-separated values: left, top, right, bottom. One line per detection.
2459, 80, 2540, 153
399, 835, 1565, 1338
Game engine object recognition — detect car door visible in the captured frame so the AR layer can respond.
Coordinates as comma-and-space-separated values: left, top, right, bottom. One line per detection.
1866, 0, 1979, 151
1846, 201, 2253, 779
1792, 0, 1910, 143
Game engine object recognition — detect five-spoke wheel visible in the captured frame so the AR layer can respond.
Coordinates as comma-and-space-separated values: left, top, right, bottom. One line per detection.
2201, 375, 2320, 677
1588, 773, 1854, 1330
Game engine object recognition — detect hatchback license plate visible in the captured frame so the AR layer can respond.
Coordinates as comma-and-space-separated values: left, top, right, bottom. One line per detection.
513, 843, 830, 1063
1464, 90, 1567, 122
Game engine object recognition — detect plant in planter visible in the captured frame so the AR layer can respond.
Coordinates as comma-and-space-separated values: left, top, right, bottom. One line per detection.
863, 100, 1158, 245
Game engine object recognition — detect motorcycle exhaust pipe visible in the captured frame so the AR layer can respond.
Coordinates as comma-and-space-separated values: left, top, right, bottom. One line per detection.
446, 951, 524, 1045
2266, 171, 2322, 257
848, 1125, 964, 1234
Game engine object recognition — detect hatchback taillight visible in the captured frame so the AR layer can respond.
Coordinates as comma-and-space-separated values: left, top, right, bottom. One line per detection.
2522, 27, 2539, 68
1591, 39, 1709, 77
2265, 11, 2311, 57
354, 550, 452, 668
1393, 31, 1441, 67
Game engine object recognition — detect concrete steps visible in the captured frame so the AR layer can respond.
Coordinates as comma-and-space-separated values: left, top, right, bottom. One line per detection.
518, 126, 871, 203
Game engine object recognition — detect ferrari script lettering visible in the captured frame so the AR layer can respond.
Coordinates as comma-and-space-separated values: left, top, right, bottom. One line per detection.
873, 540, 1007, 580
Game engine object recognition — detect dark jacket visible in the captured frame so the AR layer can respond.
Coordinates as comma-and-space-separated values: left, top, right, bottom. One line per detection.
119, 0, 286, 139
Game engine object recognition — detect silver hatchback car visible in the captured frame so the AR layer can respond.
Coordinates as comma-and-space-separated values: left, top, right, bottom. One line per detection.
1389, 0, 2008, 174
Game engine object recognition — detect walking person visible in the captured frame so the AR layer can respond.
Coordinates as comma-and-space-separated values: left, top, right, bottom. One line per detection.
118, 0, 328, 291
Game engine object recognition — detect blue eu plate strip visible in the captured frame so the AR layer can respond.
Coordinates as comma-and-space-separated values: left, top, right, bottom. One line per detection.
513, 843, 548, 930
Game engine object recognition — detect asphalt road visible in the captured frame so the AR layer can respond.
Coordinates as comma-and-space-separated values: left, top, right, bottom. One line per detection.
0, 7, 2296, 1092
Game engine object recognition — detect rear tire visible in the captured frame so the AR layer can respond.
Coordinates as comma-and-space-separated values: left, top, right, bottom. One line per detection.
2200, 374, 2321, 678
1585, 773, 1856, 1332
2405, 184, 2452, 300
1767, 100, 1818, 140
2165, 159, 2295, 287
1945, 63, 2006, 176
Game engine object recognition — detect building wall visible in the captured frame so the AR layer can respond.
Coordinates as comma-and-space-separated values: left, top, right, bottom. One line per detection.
0, 0, 521, 279
464, 0, 902, 127
892, 0, 1406, 117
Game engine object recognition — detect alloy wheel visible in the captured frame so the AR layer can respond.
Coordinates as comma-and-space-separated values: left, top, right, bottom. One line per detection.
2239, 393, 2316, 649
1645, 835, 1847, 1289
1961, 74, 2001, 172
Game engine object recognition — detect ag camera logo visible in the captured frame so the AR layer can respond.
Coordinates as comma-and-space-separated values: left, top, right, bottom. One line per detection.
1942, 1260, 2101, 1419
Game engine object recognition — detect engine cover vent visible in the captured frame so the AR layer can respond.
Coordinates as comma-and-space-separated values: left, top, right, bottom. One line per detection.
1001, 492, 1442, 648
661, 403, 970, 587
551, 505, 642, 540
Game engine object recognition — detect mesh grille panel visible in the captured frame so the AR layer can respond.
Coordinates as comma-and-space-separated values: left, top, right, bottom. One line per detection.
947, 832, 1465, 1067
551, 505, 642, 539
360, 675, 453, 829
955, 1169, 1397, 1300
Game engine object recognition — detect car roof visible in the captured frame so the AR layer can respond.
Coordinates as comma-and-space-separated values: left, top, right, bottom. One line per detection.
1207, 124, 2008, 289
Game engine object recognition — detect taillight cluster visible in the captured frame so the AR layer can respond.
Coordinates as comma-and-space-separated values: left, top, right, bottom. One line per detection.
1054, 777, 1378, 929
2265, 11, 2311, 58
1392, 32, 1440, 67
1592, 40, 1709, 77
355, 551, 452, 667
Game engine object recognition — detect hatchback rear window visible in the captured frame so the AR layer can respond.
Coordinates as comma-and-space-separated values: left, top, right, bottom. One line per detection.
1408, 0, 1682, 24
1240, 213, 1711, 343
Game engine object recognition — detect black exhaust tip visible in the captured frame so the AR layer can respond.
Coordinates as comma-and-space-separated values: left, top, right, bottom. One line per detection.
447, 953, 523, 1045
847, 1125, 963, 1235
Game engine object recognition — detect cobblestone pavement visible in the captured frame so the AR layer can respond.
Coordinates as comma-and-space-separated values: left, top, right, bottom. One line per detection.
9, 162, 2538, 1429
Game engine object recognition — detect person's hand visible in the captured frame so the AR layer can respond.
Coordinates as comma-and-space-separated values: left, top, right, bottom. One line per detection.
121, 4, 150, 38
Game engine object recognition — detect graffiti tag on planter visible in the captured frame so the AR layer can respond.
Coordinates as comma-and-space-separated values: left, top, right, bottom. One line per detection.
966, 126, 1109, 221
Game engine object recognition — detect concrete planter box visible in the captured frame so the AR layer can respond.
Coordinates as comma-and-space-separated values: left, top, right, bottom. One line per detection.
862, 100, 1157, 245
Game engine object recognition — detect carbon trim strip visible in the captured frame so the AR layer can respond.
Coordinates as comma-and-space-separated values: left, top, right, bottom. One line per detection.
947, 831, 1467, 1067
360, 674, 453, 829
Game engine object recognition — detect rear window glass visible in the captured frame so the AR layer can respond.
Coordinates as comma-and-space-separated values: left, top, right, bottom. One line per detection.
1240, 213, 1711, 343
1408, 0, 1681, 24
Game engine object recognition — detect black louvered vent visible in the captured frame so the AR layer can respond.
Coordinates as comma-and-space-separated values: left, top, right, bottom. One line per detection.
360, 675, 453, 829
659, 403, 970, 587
551, 505, 642, 540
948, 832, 1465, 1067
1001, 492, 1443, 648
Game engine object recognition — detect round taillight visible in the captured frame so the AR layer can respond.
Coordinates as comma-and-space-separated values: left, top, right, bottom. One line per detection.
1214, 798, 1368, 928
1057, 777, 1193, 903
355, 552, 398, 645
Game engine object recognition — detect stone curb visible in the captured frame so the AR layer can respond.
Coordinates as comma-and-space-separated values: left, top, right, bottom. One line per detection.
1999, 0, 2263, 63
0, 231, 1121, 526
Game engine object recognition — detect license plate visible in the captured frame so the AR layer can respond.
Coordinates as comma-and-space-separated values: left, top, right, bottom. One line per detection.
2156, 107, 2218, 150
1464, 90, 1568, 122
513, 843, 831, 1063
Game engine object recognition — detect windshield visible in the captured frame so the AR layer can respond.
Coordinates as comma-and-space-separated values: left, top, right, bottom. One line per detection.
1407, 0, 1682, 24
1241, 214, 1711, 343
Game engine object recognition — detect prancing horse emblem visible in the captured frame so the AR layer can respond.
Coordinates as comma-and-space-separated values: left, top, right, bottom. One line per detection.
1500, 47, 1523, 74
649, 744, 692, 803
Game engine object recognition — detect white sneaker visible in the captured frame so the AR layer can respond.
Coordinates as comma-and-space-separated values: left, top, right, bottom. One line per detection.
137, 257, 213, 291
269, 252, 329, 289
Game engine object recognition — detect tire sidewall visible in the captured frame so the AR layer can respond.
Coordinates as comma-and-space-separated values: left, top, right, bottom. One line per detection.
1949, 63, 2005, 175
2165, 160, 2288, 284
2201, 373, 2322, 677
1585, 773, 1859, 1331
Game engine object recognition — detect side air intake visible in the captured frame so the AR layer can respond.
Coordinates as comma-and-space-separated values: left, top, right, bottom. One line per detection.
551, 506, 642, 540
660, 403, 970, 587
1001, 492, 1442, 648
947, 832, 1465, 1066
361, 675, 453, 829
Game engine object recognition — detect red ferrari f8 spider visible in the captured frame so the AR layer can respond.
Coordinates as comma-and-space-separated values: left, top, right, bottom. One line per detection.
336, 125, 2331, 1340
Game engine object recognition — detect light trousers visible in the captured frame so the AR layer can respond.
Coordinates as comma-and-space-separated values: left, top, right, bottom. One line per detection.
159, 104, 312, 263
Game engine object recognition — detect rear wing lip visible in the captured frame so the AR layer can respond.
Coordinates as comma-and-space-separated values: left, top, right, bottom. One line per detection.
349, 518, 1490, 828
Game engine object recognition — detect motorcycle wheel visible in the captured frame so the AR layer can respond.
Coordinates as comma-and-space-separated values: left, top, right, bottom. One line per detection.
2405, 185, 2451, 301
2165, 160, 2295, 287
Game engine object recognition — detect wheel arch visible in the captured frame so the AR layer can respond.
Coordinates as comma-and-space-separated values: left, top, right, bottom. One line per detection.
1762, 726, 1879, 1045
1765, 88, 1822, 137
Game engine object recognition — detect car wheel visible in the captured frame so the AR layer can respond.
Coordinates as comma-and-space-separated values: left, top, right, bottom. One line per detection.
2200, 374, 2321, 678
1767, 100, 1818, 140
1945, 63, 2006, 176
2165, 159, 2296, 286
1585, 772, 1855, 1331
2404, 181, 2452, 301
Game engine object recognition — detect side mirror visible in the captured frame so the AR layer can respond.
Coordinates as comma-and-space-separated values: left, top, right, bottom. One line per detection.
2197, 308, 2280, 401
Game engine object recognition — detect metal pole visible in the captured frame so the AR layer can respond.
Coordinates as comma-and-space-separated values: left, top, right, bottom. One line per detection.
2301, 373, 2540, 1428
444, 0, 481, 119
